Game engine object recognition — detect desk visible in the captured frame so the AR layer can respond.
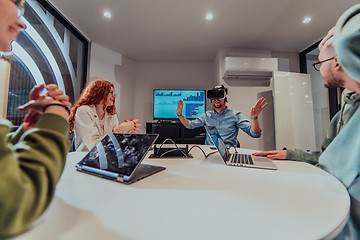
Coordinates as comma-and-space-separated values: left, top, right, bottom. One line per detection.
15, 146, 349, 240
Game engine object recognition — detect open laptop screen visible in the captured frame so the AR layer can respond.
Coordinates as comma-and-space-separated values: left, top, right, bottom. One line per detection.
78, 133, 157, 177
205, 126, 228, 158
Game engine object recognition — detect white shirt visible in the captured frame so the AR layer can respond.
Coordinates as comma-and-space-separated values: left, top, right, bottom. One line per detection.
74, 105, 119, 151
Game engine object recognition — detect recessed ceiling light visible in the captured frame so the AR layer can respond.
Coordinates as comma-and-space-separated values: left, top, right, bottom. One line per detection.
104, 12, 111, 18
303, 17, 311, 23
206, 13, 213, 20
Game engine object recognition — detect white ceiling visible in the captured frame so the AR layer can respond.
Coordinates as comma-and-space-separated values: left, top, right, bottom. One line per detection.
49, 0, 359, 61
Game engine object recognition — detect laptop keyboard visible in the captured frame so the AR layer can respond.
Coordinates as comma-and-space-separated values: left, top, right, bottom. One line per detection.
229, 153, 254, 165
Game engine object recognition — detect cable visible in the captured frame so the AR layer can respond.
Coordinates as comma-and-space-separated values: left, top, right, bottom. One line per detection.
159, 148, 188, 158
205, 151, 219, 158
156, 138, 181, 157
188, 145, 218, 158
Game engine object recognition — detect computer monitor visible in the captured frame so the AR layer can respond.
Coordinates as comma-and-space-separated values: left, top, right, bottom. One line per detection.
153, 89, 206, 120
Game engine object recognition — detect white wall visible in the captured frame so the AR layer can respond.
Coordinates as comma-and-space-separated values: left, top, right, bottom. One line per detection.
134, 61, 213, 133
89, 43, 135, 121
271, 52, 300, 73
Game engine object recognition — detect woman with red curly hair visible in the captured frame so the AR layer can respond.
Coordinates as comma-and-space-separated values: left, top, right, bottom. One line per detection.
69, 79, 140, 151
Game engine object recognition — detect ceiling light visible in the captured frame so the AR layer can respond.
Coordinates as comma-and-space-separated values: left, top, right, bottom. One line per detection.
206, 13, 213, 20
303, 18, 311, 23
104, 12, 111, 18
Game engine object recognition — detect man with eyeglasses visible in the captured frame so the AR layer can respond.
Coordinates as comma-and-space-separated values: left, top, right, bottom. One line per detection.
253, 10, 360, 166
0, 0, 72, 237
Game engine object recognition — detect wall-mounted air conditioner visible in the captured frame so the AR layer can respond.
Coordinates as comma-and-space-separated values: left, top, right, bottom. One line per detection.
222, 57, 278, 79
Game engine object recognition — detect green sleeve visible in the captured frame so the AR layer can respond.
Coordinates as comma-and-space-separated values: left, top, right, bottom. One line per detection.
0, 114, 70, 238
286, 148, 321, 165
5, 123, 26, 144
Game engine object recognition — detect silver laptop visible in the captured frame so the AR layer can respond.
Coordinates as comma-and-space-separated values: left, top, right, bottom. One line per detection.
76, 133, 166, 184
205, 126, 277, 170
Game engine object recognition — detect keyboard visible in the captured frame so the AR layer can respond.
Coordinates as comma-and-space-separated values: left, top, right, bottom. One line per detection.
229, 153, 254, 165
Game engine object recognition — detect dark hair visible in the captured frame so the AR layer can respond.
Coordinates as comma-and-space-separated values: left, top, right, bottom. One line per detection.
68, 79, 115, 132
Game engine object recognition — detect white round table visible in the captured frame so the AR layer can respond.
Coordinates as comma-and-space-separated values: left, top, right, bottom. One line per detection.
15, 145, 350, 240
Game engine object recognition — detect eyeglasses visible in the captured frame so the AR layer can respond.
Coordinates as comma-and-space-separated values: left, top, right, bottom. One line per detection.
312, 57, 335, 71
14, 0, 25, 16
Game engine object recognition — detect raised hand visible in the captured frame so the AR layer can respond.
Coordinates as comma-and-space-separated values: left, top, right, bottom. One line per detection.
18, 97, 70, 130
177, 99, 184, 116
250, 97, 268, 118
20, 84, 72, 130
45, 84, 72, 110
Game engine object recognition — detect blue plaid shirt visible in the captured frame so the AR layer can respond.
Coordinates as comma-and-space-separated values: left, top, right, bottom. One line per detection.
187, 108, 261, 147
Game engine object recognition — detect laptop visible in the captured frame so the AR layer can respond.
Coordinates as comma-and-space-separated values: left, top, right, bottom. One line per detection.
204, 126, 277, 170
76, 133, 166, 184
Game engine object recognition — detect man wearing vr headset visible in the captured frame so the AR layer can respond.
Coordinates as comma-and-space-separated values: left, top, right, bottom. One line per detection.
177, 85, 267, 147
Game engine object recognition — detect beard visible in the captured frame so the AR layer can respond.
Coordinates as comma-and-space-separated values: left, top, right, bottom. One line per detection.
323, 70, 345, 89
213, 101, 224, 109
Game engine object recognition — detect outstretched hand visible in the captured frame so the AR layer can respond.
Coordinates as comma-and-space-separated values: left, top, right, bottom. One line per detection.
250, 97, 268, 118
252, 150, 287, 160
177, 99, 184, 116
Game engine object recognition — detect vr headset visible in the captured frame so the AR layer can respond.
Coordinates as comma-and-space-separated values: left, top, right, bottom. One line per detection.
207, 89, 226, 100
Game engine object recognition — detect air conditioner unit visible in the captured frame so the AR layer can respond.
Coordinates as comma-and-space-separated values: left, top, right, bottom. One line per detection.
222, 57, 278, 79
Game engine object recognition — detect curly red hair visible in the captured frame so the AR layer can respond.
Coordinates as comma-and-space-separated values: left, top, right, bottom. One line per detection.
68, 79, 116, 132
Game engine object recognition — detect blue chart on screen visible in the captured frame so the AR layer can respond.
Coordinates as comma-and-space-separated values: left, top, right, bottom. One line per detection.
153, 90, 206, 119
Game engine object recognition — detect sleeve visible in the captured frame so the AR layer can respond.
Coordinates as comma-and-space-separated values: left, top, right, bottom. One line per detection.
74, 106, 107, 150
235, 112, 262, 138
4, 123, 26, 144
0, 114, 70, 238
285, 148, 320, 165
186, 113, 206, 129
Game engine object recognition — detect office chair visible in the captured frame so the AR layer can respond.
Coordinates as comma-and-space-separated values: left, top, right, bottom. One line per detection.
70, 137, 76, 152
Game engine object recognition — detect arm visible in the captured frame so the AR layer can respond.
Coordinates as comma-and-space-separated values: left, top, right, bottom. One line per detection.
0, 115, 69, 238
177, 99, 189, 127
253, 149, 320, 165
0, 94, 70, 237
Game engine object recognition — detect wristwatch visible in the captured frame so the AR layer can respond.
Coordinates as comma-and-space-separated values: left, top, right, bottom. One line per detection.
250, 116, 258, 120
